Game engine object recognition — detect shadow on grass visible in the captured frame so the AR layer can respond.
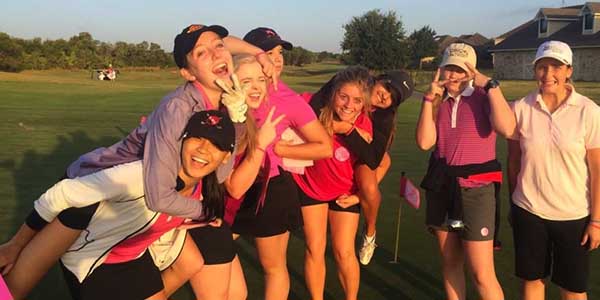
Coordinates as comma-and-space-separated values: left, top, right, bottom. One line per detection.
3, 130, 122, 300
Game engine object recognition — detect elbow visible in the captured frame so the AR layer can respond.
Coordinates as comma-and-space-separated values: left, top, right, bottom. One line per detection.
415, 137, 435, 151
227, 188, 245, 200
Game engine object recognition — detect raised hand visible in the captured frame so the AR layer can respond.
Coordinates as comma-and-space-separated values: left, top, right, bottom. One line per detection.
257, 106, 286, 150
215, 74, 249, 123
256, 53, 279, 91
464, 62, 491, 89
425, 68, 448, 99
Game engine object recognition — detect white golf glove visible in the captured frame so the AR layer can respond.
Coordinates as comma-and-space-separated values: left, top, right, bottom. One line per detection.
215, 74, 249, 123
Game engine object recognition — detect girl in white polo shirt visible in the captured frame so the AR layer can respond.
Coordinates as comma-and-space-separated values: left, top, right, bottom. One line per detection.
508, 41, 600, 299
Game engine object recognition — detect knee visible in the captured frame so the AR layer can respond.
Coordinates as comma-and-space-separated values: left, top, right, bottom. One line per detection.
305, 240, 326, 262
332, 246, 355, 265
358, 181, 380, 200
471, 269, 498, 288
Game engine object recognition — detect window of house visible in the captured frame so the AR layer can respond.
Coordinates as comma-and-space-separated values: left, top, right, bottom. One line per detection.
539, 18, 548, 34
584, 13, 593, 31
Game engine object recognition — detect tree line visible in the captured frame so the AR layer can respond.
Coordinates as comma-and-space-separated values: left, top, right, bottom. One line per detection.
1, 10, 440, 73
0, 31, 339, 72
0, 32, 175, 72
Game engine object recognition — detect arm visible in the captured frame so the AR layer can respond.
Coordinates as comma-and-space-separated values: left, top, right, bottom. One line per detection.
507, 139, 521, 196
274, 119, 333, 160
143, 100, 205, 219
341, 129, 387, 170
415, 99, 437, 151
487, 87, 516, 138
464, 62, 516, 138
416, 68, 444, 151
582, 148, 600, 250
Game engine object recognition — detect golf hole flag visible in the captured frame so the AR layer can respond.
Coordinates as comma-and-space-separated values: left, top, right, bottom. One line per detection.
400, 173, 420, 209
0, 274, 12, 300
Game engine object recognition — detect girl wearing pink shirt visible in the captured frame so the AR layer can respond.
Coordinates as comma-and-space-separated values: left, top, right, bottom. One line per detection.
416, 43, 514, 300
292, 66, 373, 300
233, 28, 332, 300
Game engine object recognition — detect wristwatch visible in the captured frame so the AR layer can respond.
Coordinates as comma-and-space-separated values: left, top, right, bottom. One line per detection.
484, 79, 500, 93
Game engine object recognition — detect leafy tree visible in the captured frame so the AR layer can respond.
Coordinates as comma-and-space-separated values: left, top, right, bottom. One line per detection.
408, 25, 438, 68
341, 9, 409, 70
0, 32, 25, 72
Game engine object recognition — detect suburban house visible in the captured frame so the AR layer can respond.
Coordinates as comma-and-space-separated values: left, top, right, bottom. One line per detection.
490, 2, 600, 81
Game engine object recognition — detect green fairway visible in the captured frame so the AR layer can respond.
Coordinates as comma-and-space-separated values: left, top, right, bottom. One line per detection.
0, 64, 598, 300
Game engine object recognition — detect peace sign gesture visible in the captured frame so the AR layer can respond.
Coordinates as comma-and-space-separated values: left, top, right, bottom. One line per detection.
215, 74, 249, 123
464, 62, 491, 89
257, 106, 286, 150
425, 68, 448, 99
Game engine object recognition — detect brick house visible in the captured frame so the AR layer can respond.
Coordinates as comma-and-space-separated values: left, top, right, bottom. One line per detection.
490, 2, 600, 81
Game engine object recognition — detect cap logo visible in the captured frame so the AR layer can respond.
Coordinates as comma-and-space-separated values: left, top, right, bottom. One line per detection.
205, 115, 222, 126
402, 81, 409, 90
265, 29, 277, 38
448, 48, 468, 58
543, 44, 563, 54
187, 24, 204, 34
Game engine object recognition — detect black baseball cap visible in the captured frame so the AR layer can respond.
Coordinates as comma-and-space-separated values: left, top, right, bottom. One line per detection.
173, 24, 229, 68
376, 70, 414, 107
182, 110, 235, 152
243, 27, 293, 52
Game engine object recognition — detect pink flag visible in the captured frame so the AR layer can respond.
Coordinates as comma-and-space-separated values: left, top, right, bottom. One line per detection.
0, 274, 13, 300
400, 175, 421, 209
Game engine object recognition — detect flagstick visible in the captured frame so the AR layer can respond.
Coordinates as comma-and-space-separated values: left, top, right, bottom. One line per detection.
390, 171, 405, 264
390, 200, 402, 264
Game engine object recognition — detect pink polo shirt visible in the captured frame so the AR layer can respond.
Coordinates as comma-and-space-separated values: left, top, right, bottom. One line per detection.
293, 112, 372, 201
434, 84, 496, 187
510, 87, 600, 220
104, 184, 203, 264
252, 82, 317, 179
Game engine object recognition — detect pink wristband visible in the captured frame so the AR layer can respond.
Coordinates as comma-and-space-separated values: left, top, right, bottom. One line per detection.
423, 95, 434, 103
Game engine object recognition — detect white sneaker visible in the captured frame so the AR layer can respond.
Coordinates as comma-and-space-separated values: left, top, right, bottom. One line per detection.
358, 233, 377, 265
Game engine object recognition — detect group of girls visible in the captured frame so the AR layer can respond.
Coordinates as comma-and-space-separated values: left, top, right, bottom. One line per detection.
0, 24, 412, 300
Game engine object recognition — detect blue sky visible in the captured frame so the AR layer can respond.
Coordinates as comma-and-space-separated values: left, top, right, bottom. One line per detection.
0, 0, 579, 52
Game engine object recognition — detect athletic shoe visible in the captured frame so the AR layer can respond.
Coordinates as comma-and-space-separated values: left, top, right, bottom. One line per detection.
358, 233, 377, 265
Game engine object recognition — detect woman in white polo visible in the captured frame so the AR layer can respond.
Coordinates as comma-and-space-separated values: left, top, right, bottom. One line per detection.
508, 40, 600, 299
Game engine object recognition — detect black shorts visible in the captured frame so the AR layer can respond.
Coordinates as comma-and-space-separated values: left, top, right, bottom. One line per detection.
231, 170, 303, 237
297, 184, 360, 214
61, 251, 163, 300
511, 204, 590, 293
425, 184, 496, 241
188, 223, 236, 265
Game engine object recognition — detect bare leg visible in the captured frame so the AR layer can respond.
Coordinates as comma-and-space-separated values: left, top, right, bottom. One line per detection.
226, 255, 247, 300
522, 279, 545, 300
560, 287, 587, 300
189, 262, 232, 300
435, 230, 465, 300
356, 165, 380, 237
301, 204, 328, 300
6, 219, 81, 300
255, 232, 290, 300
329, 210, 360, 300
161, 233, 204, 296
463, 240, 504, 300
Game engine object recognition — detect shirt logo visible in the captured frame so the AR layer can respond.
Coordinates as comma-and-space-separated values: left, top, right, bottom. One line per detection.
334, 146, 350, 162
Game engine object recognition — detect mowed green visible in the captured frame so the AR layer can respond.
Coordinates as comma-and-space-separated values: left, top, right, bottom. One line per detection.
0, 64, 598, 300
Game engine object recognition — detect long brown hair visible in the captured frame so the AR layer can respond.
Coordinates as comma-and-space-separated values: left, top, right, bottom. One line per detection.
319, 66, 373, 135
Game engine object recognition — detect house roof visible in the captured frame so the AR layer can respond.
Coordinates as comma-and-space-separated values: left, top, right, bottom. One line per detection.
491, 3, 600, 52
490, 18, 600, 51
585, 2, 600, 13
539, 7, 581, 19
